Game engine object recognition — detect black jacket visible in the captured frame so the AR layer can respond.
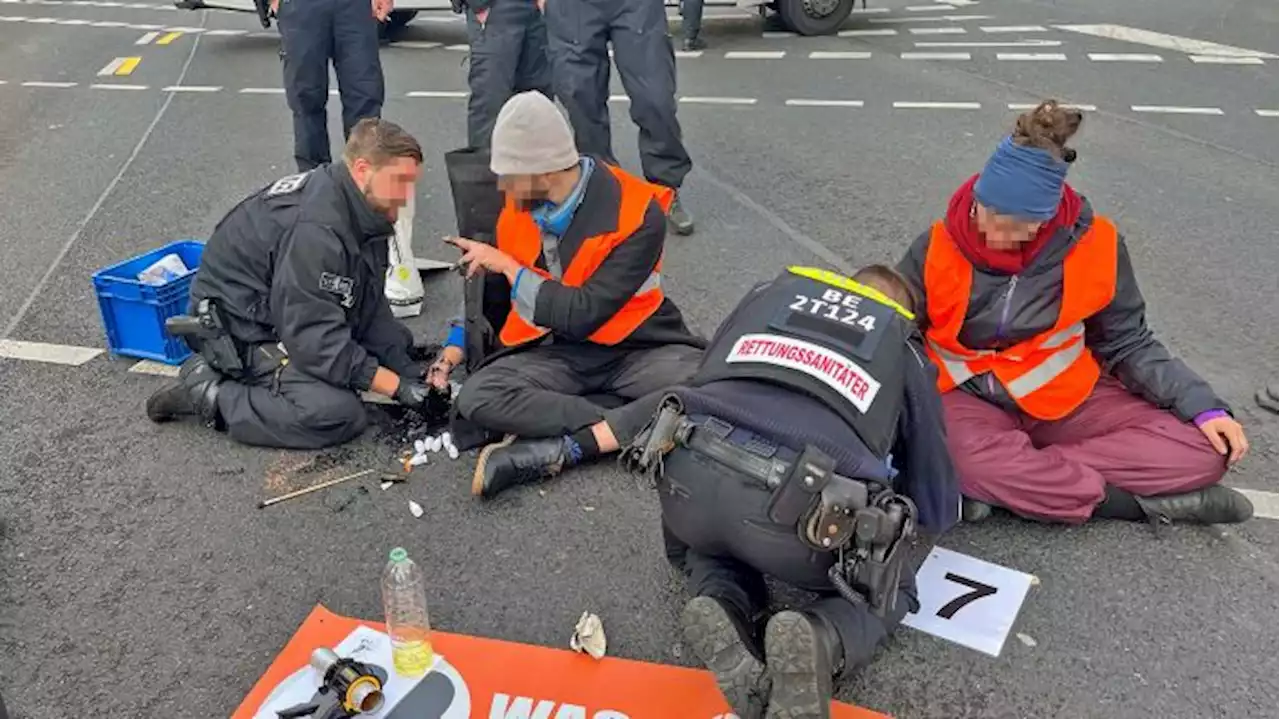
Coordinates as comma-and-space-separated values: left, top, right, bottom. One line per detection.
896, 195, 1228, 421
189, 163, 419, 390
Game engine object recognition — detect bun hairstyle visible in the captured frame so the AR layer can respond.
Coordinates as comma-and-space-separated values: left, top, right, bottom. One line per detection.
1012, 100, 1082, 163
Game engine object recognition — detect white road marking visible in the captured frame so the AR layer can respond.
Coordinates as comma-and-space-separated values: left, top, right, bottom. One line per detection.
901, 51, 972, 60
996, 52, 1067, 61
202, 29, 246, 35
0, 340, 102, 366
1236, 489, 1280, 520
838, 28, 897, 36
239, 87, 285, 94
97, 57, 129, 75
1189, 55, 1264, 64
674, 50, 703, 58
1056, 23, 1278, 58
162, 85, 221, 92
1131, 104, 1224, 115
980, 25, 1046, 32
91, 83, 148, 90
1255, 109, 1279, 117
785, 98, 864, 107
761, 31, 795, 38
406, 90, 468, 98
680, 96, 757, 104
135, 30, 158, 44
608, 94, 630, 102
444, 44, 469, 51
1008, 102, 1096, 111
915, 39, 1061, 47
392, 40, 442, 49
22, 81, 76, 88
894, 101, 982, 109
809, 51, 872, 59
910, 26, 967, 34
725, 50, 786, 58
870, 14, 990, 23
848, 6, 890, 12
90, 20, 128, 27
906, 4, 953, 10
1088, 53, 1164, 62
129, 359, 179, 377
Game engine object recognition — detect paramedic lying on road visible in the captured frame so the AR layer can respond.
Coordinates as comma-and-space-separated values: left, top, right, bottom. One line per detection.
437, 91, 705, 499
146, 119, 441, 450
621, 265, 959, 719
896, 100, 1252, 527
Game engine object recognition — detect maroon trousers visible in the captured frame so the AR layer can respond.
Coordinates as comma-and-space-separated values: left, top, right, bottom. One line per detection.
943, 376, 1228, 523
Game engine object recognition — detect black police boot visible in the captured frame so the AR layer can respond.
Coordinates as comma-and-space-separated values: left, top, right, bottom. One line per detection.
764, 610, 842, 719
145, 355, 224, 428
668, 195, 695, 236
1134, 484, 1254, 525
683, 35, 707, 51
471, 435, 567, 499
681, 596, 768, 719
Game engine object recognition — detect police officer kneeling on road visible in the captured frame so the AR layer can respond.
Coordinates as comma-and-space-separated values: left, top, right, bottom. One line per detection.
621, 265, 960, 719
146, 119, 439, 450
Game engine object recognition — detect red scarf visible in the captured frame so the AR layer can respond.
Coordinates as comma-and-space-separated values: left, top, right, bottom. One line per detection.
944, 174, 1082, 274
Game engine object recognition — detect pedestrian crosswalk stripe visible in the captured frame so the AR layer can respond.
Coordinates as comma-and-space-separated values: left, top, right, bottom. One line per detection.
0, 340, 103, 366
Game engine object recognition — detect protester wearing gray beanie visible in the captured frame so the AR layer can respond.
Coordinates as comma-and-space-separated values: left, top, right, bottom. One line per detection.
489, 91, 580, 176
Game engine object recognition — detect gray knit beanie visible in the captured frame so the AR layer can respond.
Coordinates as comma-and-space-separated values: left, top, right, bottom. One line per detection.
489, 91, 580, 176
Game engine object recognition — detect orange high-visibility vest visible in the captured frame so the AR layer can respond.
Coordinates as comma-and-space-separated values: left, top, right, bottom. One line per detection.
922, 216, 1119, 420
496, 162, 673, 348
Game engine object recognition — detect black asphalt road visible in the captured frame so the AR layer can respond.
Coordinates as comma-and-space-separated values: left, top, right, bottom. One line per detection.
0, 1, 1276, 717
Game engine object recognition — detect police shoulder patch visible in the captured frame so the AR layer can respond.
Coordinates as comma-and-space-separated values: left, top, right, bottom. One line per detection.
267, 171, 310, 197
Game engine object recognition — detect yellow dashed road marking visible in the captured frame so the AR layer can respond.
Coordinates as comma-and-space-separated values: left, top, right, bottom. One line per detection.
155, 30, 182, 44
97, 56, 140, 76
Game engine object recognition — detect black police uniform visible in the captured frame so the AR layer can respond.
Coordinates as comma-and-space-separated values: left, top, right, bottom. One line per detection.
462, 0, 554, 150
276, 0, 385, 172
542, 0, 693, 199
153, 164, 421, 450
622, 267, 959, 719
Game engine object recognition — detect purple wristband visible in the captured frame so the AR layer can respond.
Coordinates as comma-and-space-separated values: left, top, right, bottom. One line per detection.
1193, 409, 1229, 427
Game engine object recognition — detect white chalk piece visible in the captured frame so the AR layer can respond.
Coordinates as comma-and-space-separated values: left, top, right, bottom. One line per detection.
408, 500, 424, 518
409, 454, 428, 467
902, 547, 1035, 657
441, 432, 459, 460
414, 439, 426, 454
427, 436, 442, 453
380, 481, 394, 491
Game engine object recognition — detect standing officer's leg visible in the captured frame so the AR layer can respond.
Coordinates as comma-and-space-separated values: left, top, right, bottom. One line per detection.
332, 0, 386, 139
277, 0, 335, 171
609, 0, 695, 234
544, 0, 616, 162
514, 1, 554, 99
679, 0, 706, 50
466, 0, 532, 149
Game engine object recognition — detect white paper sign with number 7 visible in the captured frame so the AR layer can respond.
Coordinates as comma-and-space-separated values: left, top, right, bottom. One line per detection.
902, 547, 1036, 657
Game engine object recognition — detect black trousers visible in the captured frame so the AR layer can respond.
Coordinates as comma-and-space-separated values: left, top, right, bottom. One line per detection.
466, 0, 554, 149
204, 347, 369, 450
277, 0, 385, 171
659, 444, 921, 677
454, 343, 702, 444
543, 0, 692, 189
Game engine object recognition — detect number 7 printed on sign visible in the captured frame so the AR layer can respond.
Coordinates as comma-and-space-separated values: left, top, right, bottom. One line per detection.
901, 547, 1036, 658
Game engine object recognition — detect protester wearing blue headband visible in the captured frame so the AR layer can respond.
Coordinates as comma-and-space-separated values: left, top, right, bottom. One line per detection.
896, 100, 1252, 529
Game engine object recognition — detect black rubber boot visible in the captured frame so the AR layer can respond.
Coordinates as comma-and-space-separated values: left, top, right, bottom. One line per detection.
145, 355, 223, 428
471, 435, 567, 499
763, 610, 841, 719
668, 196, 695, 236
681, 596, 768, 719
683, 36, 707, 51
1135, 484, 1254, 525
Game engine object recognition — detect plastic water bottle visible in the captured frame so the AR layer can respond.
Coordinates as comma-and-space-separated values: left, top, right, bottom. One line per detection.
381, 547, 434, 677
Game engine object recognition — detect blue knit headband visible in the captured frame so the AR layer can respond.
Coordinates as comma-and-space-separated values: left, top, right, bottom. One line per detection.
973, 136, 1069, 221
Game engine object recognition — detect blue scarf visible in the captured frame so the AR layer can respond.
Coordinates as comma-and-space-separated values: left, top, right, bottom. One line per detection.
531, 156, 594, 237
973, 136, 1069, 221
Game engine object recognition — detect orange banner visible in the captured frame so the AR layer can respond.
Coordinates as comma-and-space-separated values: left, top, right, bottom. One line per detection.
232, 604, 890, 719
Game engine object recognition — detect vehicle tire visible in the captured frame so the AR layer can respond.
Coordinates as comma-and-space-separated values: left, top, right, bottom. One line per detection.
776, 0, 853, 35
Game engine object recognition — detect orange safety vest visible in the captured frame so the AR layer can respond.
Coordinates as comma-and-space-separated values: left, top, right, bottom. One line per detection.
495, 162, 673, 348
922, 216, 1119, 420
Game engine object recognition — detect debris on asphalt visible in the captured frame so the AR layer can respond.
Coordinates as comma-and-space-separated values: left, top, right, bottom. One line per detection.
570, 612, 607, 660
409, 500, 424, 518
1016, 632, 1038, 648
441, 432, 459, 460
380, 481, 395, 491
258, 468, 377, 509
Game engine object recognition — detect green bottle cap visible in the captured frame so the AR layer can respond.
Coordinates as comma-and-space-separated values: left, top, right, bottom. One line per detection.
389, 547, 408, 563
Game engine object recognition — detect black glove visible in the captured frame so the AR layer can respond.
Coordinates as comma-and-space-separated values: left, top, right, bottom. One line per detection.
394, 380, 433, 411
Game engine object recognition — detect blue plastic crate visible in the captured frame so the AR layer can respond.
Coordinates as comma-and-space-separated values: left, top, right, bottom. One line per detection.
92, 239, 205, 365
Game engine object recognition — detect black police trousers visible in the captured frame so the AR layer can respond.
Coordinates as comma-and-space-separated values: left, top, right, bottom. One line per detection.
466, 0, 554, 149
276, 0, 385, 172
659, 443, 921, 677
455, 343, 702, 442
210, 347, 369, 450
543, 0, 692, 189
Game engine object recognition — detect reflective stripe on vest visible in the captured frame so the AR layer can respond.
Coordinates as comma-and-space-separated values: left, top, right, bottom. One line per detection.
496, 163, 674, 347
921, 217, 1119, 420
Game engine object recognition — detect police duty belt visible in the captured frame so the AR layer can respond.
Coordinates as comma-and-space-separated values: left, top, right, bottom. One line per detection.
623, 397, 919, 617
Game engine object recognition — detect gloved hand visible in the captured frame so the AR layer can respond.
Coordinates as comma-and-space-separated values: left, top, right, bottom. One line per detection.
394, 379, 433, 411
